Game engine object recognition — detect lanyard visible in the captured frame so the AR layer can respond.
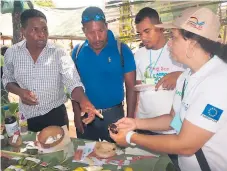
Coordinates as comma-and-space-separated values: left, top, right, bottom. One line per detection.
181, 70, 192, 101
181, 79, 187, 101
149, 47, 164, 77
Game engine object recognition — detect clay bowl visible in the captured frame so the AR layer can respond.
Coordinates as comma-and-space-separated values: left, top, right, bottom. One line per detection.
94, 142, 117, 158
37, 126, 64, 149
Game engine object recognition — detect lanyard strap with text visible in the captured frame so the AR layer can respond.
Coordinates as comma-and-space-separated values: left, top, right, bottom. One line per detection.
149, 47, 164, 77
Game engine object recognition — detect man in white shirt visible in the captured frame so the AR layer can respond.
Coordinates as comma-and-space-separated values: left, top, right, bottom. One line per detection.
2, 9, 101, 132
134, 8, 185, 132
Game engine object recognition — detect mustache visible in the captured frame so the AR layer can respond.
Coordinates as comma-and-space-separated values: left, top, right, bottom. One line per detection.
94, 41, 104, 44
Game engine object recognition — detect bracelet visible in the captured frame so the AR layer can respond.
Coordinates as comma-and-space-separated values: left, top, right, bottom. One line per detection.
126, 131, 136, 146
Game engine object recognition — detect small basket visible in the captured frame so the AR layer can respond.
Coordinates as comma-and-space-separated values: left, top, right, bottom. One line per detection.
93, 142, 117, 158
37, 126, 64, 149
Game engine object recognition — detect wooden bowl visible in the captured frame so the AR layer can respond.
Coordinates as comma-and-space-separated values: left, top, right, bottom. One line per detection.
37, 126, 64, 149
94, 142, 117, 158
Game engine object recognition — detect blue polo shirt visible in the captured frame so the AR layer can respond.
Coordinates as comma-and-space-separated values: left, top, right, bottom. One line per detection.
72, 30, 135, 109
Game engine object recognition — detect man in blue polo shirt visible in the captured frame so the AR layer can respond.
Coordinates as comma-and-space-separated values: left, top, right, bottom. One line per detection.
71, 6, 136, 141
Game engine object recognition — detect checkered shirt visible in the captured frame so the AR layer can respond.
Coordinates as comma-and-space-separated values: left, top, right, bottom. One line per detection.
2, 40, 83, 119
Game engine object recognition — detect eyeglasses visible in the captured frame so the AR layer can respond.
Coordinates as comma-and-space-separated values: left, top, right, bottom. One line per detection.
82, 13, 106, 23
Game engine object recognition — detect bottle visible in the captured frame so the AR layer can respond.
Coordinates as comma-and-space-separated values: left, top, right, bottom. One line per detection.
19, 113, 28, 135
4, 106, 19, 137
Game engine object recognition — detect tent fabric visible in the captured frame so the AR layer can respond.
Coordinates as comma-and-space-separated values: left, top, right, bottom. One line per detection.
0, 1, 225, 40
0, 6, 86, 39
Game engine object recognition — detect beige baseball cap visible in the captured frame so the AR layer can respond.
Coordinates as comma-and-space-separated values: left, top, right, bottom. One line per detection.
155, 7, 220, 42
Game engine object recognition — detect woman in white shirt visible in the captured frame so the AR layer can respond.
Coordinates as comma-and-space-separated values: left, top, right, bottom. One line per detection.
109, 7, 227, 171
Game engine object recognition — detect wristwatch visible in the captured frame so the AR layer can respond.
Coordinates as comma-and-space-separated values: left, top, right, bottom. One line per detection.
126, 131, 136, 146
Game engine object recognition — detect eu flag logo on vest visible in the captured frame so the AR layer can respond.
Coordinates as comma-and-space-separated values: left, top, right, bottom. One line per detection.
202, 104, 223, 122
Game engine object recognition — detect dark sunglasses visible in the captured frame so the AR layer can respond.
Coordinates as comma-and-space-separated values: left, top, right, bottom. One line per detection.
82, 13, 106, 23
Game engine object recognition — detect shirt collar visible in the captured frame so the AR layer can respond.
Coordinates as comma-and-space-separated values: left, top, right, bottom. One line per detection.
190, 56, 222, 79
106, 29, 116, 45
17, 39, 56, 49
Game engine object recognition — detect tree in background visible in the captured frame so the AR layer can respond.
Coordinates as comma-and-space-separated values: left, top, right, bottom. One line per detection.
12, 1, 33, 44
1, 0, 54, 44
119, 1, 136, 50
12, 0, 56, 44
1, 0, 33, 44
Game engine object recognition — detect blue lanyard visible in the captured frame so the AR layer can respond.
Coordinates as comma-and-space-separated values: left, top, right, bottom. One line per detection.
149, 47, 164, 77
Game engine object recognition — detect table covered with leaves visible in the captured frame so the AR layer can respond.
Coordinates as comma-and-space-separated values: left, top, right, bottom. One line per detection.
1, 131, 176, 171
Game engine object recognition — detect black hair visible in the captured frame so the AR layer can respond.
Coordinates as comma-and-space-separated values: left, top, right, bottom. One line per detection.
1, 46, 8, 56
135, 7, 160, 24
20, 9, 47, 28
179, 29, 227, 62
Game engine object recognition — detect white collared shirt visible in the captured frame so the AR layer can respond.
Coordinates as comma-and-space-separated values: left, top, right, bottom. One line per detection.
173, 56, 227, 171
2, 40, 83, 119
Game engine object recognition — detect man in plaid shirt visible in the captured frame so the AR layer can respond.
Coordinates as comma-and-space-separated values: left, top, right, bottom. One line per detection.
2, 9, 101, 132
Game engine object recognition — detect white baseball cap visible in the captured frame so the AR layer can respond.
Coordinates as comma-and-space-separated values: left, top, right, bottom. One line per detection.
155, 7, 220, 42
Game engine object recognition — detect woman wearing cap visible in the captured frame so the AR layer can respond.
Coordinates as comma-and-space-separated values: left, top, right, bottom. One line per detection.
109, 7, 227, 171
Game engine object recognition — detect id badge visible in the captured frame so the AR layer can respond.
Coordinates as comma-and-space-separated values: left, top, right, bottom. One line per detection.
145, 78, 155, 85
170, 113, 182, 134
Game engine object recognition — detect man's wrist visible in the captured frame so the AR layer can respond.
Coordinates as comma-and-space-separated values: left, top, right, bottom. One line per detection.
16, 87, 24, 97
71, 87, 85, 103
72, 101, 82, 119
127, 113, 134, 118
126, 131, 136, 146
6, 83, 23, 97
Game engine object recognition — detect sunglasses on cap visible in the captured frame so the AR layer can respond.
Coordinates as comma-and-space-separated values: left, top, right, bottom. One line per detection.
82, 13, 106, 23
